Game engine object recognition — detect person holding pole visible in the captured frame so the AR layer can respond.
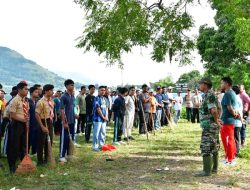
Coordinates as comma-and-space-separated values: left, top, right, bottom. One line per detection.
35, 84, 55, 166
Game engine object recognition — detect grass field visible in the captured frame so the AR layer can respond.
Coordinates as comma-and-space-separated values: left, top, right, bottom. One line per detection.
0, 121, 250, 190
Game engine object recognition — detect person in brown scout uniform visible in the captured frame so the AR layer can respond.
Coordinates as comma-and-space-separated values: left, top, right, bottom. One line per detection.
35, 84, 54, 166
7, 81, 29, 174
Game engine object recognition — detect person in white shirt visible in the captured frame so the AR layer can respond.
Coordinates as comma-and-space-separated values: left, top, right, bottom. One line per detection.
123, 87, 136, 141
174, 91, 183, 124
191, 89, 202, 123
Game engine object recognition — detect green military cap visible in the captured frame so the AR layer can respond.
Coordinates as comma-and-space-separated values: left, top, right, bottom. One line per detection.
199, 77, 212, 86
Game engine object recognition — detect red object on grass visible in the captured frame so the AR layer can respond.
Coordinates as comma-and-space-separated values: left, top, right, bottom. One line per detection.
102, 144, 117, 151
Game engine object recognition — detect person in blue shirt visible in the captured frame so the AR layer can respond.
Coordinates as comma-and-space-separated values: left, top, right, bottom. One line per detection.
59, 79, 76, 162
161, 87, 169, 127
155, 87, 163, 130
28, 86, 40, 155
112, 87, 128, 145
220, 77, 238, 166
92, 86, 109, 151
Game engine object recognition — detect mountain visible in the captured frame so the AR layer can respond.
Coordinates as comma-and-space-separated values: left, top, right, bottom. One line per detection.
0, 46, 80, 89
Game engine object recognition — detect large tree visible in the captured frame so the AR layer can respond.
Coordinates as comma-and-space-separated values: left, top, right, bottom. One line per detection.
74, 0, 198, 65
197, 0, 250, 90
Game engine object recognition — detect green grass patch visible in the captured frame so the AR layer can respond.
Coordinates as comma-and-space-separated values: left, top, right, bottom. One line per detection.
0, 121, 249, 189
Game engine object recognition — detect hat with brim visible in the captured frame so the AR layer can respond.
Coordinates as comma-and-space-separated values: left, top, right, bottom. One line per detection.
168, 86, 173, 89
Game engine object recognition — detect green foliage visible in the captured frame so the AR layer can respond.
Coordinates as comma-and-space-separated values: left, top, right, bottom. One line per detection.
176, 70, 202, 90
75, 0, 197, 65
153, 76, 174, 89
197, 0, 250, 90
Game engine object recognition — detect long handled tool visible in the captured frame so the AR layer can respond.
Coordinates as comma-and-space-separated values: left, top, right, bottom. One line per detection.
44, 118, 56, 166
140, 101, 148, 140
16, 119, 37, 174
162, 108, 175, 130
64, 112, 75, 156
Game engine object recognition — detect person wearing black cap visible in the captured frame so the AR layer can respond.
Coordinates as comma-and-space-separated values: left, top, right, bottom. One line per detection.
196, 77, 221, 177
59, 79, 76, 162
7, 81, 29, 173
28, 87, 40, 156
35, 84, 55, 165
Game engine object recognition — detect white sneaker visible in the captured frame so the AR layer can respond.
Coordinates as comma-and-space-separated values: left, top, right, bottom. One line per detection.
92, 148, 100, 152
59, 157, 67, 162
118, 141, 125, 145
113, 142, 120, 145
227, 160, 236, 166
222, 159, 228, 164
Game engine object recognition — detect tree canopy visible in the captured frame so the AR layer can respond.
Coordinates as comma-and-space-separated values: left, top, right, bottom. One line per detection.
176, 70, 202, 90
197, 0, 250, 90
75, 0, 198, 65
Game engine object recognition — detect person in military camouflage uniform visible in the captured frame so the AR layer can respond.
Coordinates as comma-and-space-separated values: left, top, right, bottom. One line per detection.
196, 78, 222, 177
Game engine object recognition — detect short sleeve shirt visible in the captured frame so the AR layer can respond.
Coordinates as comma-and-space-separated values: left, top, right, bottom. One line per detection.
93, 96, 108, 122
60, 92, 75, 124
9, 94, 29, 121
221, 89, 237, 125
76, 94, 86, 114
200, 90, 221, 129
155, 94, 163, 110
139, 93, 150, 113
36, 97, 54, 119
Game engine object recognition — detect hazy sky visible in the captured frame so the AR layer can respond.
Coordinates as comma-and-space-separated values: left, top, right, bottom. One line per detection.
0, 0, 216, 86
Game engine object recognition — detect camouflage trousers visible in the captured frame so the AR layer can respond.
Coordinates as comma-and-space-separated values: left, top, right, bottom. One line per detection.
200, 123, 220, 156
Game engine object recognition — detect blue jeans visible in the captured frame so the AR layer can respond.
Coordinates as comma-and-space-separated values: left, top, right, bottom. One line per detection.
92, 122, 106, 149
174, 110, 181, 124
154, 109, 162, 129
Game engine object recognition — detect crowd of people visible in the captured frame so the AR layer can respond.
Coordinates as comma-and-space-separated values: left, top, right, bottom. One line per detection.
0, 77, 249, 176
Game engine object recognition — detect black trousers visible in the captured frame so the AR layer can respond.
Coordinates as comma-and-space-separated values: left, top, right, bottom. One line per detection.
113, 116, 124, 142
37, 119, 53, 164
77, 114, 86, 133
234, 127, 241, 156
85, 114, 93, 143
192, 108, 200, 123
186, 108, 193, 122
54, 113, 62, 135
7, 120, 26, 173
